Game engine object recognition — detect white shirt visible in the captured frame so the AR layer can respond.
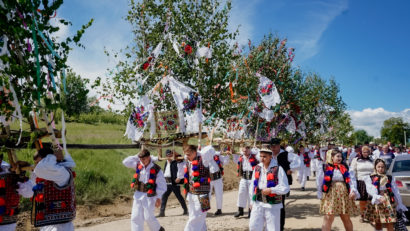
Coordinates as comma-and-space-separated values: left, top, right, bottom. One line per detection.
272, 149, 301, 171
249, 159, 290, 209
232, 152, 260, 171
298, 151, 314, 168
122, 155, 167, 200
164, 160, 172, 178
34, 153, 75, 187
207, 152, 230, 174
364, 175, 408, 211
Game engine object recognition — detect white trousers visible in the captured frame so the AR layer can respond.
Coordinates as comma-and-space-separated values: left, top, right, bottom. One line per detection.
249, 203, 281, 231
297, 165, 310, 188
39, 222, 74, 231
210, 178, 223, 210
237, 178, 252, 208
0, 223, 16, 231
131, 198, 161, 231
184, 193, 208, 231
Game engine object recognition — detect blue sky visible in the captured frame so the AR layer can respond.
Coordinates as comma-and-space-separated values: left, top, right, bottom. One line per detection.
54, 0, 410, 136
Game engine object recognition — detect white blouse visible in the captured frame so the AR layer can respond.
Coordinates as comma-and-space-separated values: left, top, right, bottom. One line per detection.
350, 157, 374, 181
363, 175, 408, 211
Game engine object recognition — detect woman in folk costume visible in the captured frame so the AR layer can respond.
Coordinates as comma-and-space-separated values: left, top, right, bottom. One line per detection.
232, 143, 260, 218
31, 146, 76, 231
208, 149, 230, 216
317, 149, 359, 231
0, 156, 33, 231
363, 158, 408, 231
249, 144, 290, 231
183, 145, 215, 231
296, 145, 314, 191
349, 146, 374, 222
123, 149, 166, 231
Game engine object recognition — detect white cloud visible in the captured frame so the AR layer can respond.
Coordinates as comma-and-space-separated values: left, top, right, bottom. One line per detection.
229, 0, 261, 46
348, 108, 410, 137
289, 0, 348, 62
50, 17, 69, 42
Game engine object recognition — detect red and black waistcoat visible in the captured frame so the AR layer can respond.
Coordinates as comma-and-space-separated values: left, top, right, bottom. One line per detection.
183, 155, 211, 195
322, 163, 351, 193
32, 168, 76, 227
0, 173, 20, 225
213, 155, 224, 176
314, 151, 322, 161
130, 162, 161, 197
252, 165, 282, 204
371, 174, 395, 204
299, 152, 311, 167
237, 154, 259, 176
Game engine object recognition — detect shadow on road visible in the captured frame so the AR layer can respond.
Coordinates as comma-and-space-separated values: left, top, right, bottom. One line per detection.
285, 202, 321, 219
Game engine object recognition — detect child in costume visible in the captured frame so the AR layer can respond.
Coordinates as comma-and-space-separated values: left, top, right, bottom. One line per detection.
364, 158, 408, 231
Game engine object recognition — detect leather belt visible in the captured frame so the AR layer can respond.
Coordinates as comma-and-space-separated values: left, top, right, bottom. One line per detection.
241, 171, 253, 180
210, 171, 222, 181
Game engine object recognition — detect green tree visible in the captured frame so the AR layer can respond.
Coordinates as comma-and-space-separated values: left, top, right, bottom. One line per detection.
0, 0, 92, 147
62, 71, 90, 117
352, 129, 373, 145
380, 117, 410, 145
98, 0, 238, 123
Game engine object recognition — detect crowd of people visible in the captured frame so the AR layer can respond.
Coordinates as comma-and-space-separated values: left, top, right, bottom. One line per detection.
0, 140, 408, 231
122, 139, 409, 231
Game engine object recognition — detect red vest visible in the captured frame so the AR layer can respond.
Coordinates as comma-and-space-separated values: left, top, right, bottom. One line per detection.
32, 168, 76, 227
183, 155, 211, 195
237, 154, 258, 176
130, 162, 161, 197
0, 173, 20, 225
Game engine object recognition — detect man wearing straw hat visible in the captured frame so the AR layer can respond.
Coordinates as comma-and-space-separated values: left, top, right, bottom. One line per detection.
123, 149, 166, 231
249, 144, 290, 231
232, 142, 260, 218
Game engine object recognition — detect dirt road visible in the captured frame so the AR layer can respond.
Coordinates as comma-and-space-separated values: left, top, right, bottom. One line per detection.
75, 174, 410, 231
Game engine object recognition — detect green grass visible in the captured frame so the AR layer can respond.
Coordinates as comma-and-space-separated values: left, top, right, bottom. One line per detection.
4, 121, 217, 207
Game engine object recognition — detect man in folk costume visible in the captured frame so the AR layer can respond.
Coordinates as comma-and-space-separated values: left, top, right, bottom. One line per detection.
0, 155, 33, 231
183, 145, 214, 231
269, 138, 301, 231
296, 145, 314, 191
31, 146, 76, 231
249, 144, 290, 231
158, 150, 188, 217
123, 149, 166, 231
209, 150, 230, 216
232, 143, 260, 218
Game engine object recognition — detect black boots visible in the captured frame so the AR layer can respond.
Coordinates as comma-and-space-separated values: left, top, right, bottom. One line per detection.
234, 207, 244, 218
182, 209, 188, 215
214, 209, 222, 216
157, 212, 165, 217
159, 227, 165, 231
301, 187, 305, 191
248, 208, 251, 218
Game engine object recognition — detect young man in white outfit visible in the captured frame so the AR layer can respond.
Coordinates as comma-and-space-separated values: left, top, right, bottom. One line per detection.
232, 144, 260, 218
209, 150, 230, 215
296, 145, 314, 191
183, 145, 214, 231
249, 145, 290, 231
123, 149, 166, 231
